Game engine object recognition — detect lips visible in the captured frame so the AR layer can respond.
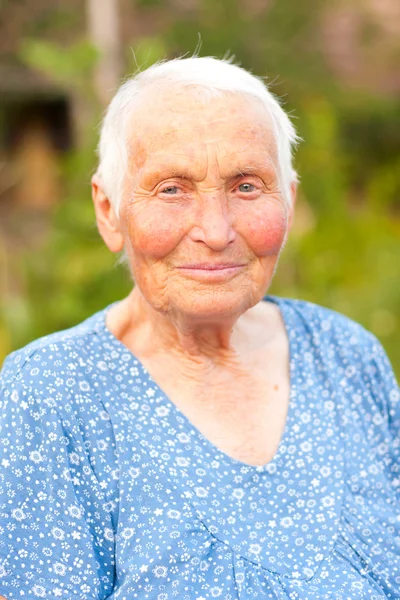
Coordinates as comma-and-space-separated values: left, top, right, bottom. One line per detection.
179, 263, 245, 270
176, 262, 246, 282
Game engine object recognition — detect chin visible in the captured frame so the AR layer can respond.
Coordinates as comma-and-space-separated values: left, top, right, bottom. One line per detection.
167, 286, 259, 322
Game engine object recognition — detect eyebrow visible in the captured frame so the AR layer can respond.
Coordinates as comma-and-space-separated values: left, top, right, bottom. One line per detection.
227, 163, 276, 179
231, 169, 259, 178
140, 166, 193, 184
163, 170, 191, 179
145, 169, 263, 185
141, 159, 276, 185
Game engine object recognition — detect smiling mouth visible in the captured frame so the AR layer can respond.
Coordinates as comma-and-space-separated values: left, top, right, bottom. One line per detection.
177, 263, 246, 281
179, 263, 246, 270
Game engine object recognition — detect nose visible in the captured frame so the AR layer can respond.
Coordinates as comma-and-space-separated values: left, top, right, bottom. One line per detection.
188, 193, 236, 251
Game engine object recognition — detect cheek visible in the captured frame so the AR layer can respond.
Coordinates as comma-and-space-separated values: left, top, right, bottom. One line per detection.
124, 207, 187, 260
240, 205, 288, 256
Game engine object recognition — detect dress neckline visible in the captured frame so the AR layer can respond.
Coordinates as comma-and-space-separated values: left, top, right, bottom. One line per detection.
97, 295, 299, 471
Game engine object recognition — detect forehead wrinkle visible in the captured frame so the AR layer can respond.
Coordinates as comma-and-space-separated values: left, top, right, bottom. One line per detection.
136, 115, 274, 151
147, 146, 207, 171
148, 150, 194, 161
216, 130, 277, 154
205, 142, 222, 181
136, 150, 209, 183
223, 144, 279, 174
153, 127, 207, 142
128, 90, 275, 141
145, 108, 252, 138
128, 118, 278, 185
218, 147, 278, 169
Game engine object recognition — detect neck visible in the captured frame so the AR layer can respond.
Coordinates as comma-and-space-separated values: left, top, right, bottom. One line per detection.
116, 288, 251, 364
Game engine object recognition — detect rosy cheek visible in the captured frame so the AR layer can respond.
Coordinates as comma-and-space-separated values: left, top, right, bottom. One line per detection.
241, 206, 288, 256
126, 210, 186, 259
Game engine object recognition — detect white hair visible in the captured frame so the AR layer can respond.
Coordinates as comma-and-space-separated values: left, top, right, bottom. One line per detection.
96, 56, 300, 215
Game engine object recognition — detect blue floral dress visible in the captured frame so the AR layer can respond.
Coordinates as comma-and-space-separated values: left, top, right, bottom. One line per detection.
0, 297, 399, 599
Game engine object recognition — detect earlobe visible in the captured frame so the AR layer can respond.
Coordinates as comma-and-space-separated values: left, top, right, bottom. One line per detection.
91, 174, 124, 253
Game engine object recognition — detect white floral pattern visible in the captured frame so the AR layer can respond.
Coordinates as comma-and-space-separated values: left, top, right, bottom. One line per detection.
0, 297, 399, 599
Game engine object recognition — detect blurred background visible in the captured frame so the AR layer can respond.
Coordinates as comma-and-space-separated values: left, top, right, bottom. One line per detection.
0, 0, 399, 374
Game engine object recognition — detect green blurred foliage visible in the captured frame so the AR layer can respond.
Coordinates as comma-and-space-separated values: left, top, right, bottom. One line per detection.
21, 39, 98, 85
20, 38, 99, 106
0, 0, 399, 376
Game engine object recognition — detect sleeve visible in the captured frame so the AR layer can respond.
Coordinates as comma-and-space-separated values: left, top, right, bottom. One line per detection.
0, 359, 116, 599
361, 332, 400, 483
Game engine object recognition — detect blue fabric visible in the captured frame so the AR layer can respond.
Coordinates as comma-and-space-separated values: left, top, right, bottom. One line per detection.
0, 297, 399, 599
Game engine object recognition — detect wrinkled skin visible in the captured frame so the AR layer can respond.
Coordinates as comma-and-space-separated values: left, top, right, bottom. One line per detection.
92, 89, 296, 466
95, 90, 294, 327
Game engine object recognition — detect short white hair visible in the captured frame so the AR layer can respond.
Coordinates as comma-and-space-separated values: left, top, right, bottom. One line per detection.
96, 56, 299, 215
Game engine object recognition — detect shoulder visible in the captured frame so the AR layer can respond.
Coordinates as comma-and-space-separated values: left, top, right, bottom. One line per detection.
273, 296, 398, 386
274, 298, 399, 437
0, 306, 115, 436
274, 296, 381, 354
0, 306, 120, 487
1, 306, 110, 387
274, 296, 398, 401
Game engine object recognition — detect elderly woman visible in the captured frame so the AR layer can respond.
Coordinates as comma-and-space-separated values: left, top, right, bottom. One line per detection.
0, 57, 399, 600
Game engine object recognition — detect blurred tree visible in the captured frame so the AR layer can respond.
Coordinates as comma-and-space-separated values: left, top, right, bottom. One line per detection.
86, 0, 122, 106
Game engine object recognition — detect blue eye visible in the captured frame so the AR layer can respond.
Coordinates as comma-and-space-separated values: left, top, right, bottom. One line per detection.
161, 186, 179, 194
238, 183, 255, 193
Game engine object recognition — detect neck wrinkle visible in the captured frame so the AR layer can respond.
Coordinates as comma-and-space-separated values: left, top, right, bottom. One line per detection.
124, 288, 247, 365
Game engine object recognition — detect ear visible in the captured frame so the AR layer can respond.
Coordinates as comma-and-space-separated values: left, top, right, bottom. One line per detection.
287, 181, 297, 231
91, 174, 124, 253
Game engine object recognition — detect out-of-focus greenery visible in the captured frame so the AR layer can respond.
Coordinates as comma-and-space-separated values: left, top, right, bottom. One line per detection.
0, 0, 399, 376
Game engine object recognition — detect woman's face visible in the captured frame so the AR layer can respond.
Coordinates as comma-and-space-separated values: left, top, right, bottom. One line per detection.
116, 91, 294, 322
